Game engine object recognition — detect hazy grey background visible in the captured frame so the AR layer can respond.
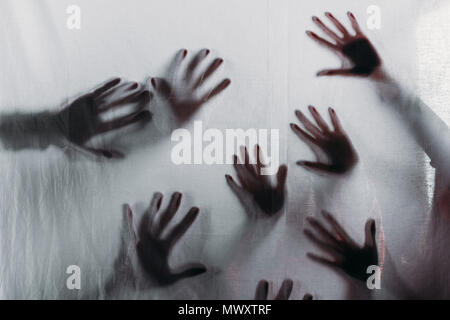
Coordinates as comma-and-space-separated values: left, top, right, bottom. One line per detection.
0, 0, 447, 299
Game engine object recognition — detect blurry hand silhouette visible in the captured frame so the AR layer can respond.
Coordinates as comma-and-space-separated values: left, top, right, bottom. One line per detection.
439, 188, 450, 218
254, 279, 312, 300
254, 279, 293, 300
304, 211, 378, 282
225, 145, 287, 216
306, 12, 382, 78
108, 192, 206, 288
56, 78, 152, 159
290, 106, 358, 174
151, 49, 231, 123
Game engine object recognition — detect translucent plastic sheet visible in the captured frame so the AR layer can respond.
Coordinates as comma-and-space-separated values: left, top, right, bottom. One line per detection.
0, 0, 448, 299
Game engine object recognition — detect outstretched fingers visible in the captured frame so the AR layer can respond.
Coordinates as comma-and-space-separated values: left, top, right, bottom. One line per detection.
306, 216, 341, 249
274, 279, 293, 300
140, 192, 163, 237
304, 228, 342, 259
233, 155, 259, 191
154, 192, 182, 237
194, 58, 223, 89
321, 210, 354, 245
347, 11, 363, 35
328, 107, 343, 132
98, 110, 152, 134
295, 109, 324, 139
276, 165, 288, 194
185, 49, 210, 82
225, 174, 249, 208
92, 78, 121, 97
325, 12, 350, 38
308, 105, 330, 132
306, 31, 339, 51
290, 123, 317, 146
165, 207, 200, 249
151, 77, 173, 100
99, 89, 152, 111
312, 16, 343, 44
200, 78, 231, 103
307, 252, 340, 270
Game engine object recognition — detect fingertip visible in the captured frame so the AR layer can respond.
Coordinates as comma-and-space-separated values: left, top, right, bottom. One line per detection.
303, 294, 313, 300
278, 164, 288, 177
156, 196, 163, 210
138, 110, 152, 122
128, 82, 139, 90
153, 192, 164, 209
102, 150, 113, 158
321, 210, 331, 218
261, 280, 269, 291
369, 219, 376, 233
174, 191, 183, 204
111, 77, 121, 85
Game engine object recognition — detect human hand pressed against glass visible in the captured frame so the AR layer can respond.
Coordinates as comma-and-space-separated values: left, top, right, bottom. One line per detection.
304, 210, 378, 282
56, 78, 152, 159
254, 279, 312, 300
306, 12, 382, 78
290, 106, 358, 174
151, 49, 231, 123
108, 192, 206, 288
225, 145, 287, 216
